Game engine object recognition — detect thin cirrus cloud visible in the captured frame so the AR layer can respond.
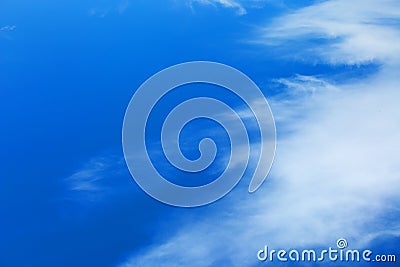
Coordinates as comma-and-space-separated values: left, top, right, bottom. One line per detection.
64, 155, 127, 203
0, 25, 16, 31
119, 0, 400, 266
0, 25, 16, 39
191, 0, 275, 15
259, 0, 400, 65
190, 0, 247, 15
119, 74, 400, 267
88, 0, 130, 17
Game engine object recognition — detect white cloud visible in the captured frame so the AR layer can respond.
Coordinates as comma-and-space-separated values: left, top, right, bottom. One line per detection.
0, 25, 16, 31
259, 0, 400, 65
65, 155, 126, 202
185, 0, 278, 16
117, 0, 130, 14
119, 1, 400, 266
88, 0, 130, 17
66, 158, 108, 192
119, 70, 400, 266
190, 0, 247, 15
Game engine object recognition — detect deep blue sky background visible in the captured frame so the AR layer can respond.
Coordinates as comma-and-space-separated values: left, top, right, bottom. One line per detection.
1, 0, 399, 266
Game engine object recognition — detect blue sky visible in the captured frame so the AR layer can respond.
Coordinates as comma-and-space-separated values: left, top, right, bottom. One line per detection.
1, 0, 400, 266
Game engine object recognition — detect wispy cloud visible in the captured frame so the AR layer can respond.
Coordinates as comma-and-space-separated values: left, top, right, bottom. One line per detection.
88, 0, 130, 18
259, 0, 400, 65
187, 0, 278, 15
120, 71, 400, 266
0, 25, 16, 31
119, 0, 400, 266
0, 25, 17, 39
65, 154, 127, 202
117, 0, 130, 14
190, 0, 247, 15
